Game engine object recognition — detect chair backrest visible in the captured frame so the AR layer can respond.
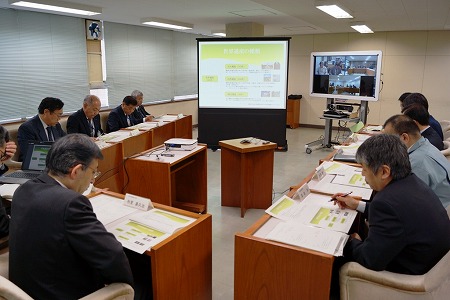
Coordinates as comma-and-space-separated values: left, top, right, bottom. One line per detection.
0, 276, 33, 300
442, 141, 450, 162
423, 249, 450, 293
0, 247, 8, 279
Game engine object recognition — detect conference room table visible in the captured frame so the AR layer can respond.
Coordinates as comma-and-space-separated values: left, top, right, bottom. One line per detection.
95, 115, 193, 196
234, 157, 366, 299
88, 190, 212, 300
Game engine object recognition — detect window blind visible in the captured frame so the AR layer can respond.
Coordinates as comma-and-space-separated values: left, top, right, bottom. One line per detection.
0, 9, 89, 122
103, 22, 199, 107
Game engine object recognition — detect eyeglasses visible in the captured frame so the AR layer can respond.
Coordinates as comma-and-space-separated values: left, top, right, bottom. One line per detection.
0, 149, 7, 161
51, 111, 63, 118
84, 165, 101, 179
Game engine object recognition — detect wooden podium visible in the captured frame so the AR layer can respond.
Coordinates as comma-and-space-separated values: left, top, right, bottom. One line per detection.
219, 138, 276, 217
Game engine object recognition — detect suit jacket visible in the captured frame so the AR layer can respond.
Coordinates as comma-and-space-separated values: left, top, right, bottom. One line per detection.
0, 200, 9, 238
9, 173, 133, 300
344, 174, 450, 275
132, 105, 150, 124
422, 126, 444, 150
106, 105, 139, 133
429, 115, 444, 141
66, 108, 103, 137
17, 115, 66, 161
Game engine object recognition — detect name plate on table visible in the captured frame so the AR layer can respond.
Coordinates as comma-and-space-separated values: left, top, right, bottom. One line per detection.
314, 165, 327, 181
124, 193, 153, 211
292, 183, 310, 202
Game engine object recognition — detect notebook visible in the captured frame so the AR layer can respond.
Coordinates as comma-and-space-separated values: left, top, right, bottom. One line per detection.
0, 141, 52, 184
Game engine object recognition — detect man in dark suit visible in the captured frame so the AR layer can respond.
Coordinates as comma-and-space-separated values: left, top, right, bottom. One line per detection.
106, 96, 139, 133
333, 134, 450, 275
9, 134, 133, 299
402, 103, 443, 150
399, 92, 444, 141
67, 95, 103, 137
17, 97, 66, 161
0, 126, 16, 238
131, 90, 153, 123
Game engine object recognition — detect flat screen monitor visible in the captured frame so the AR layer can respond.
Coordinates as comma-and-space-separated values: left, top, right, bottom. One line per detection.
309, 50, 382, 101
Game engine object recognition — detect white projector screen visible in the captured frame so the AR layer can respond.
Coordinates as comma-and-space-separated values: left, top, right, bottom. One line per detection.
198, 39, 289, 109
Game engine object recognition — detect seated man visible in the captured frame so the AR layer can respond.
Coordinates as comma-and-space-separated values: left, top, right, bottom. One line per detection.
106, 96, 139, 133
67, 95, 103, 137
399, 92, 444, 140
383, 114, 450, 208
334, 134, 450, 274
17, 97, 66, 161
402, 103, 443, 150
0, 126, 17, 176
131, 90, 153, 123
0, 125, 16, 238
9, 134, 133, 299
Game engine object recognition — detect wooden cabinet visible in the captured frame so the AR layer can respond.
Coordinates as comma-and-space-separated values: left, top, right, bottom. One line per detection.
286, 99, 300, 128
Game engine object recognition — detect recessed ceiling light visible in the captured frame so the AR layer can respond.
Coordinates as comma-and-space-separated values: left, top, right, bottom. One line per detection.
9, 0, 102, 16
351, 24, 374, 34
141, 18, 193, 30
316, 4, 353, 19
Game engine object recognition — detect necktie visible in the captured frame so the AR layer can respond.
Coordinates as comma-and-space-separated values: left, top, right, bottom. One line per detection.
46, 126, 54, 141
127, 115, 131, 126
138, 107, 145, 119
89, 119, 95, 137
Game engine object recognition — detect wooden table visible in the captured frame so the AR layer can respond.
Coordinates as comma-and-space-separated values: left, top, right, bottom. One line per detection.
234, 174, 334, 299
89, 191, 212, 300
96, 115, 193, 194
124, 145, 207, 213
219, 138, 277, 217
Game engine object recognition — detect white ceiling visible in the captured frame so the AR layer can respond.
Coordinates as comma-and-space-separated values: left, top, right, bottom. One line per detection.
1, 0, 450, 36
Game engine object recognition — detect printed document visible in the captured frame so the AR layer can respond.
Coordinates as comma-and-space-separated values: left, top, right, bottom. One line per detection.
90, 194, 195, 254
266, 222, 349, 256
108, 209, 195, 254
311, 173, 372, 200
266, 194, 357, 233
265, 193, 356, 256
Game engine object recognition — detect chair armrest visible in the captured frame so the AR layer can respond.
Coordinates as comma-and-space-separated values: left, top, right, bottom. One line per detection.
0, 276, 33, 299
79, 283, 134, 300
340, 262, 426, 292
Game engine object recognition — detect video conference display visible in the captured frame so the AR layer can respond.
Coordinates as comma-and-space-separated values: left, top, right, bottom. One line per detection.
310, 51, 382, 101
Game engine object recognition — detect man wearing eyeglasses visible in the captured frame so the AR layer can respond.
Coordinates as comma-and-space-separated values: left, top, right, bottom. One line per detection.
17, 97, 66, 161
67, 95, 104, 137
9, 134, 133, 299
0, 126, 17, 176
0, 126, 17, 239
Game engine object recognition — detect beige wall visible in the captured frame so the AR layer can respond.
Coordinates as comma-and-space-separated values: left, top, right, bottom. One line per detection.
288, 30, 450, 126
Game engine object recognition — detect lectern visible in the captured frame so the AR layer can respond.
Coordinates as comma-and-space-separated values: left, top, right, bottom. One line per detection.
219, 138, 276, 217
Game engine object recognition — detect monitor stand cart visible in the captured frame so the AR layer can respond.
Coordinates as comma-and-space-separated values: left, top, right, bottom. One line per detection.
305, 98, 368, 154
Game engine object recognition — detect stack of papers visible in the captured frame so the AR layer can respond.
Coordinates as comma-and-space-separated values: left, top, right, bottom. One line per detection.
264, 193, 356, 256
98, 131, 133, 143
311, 173, 372, 200
0, 183, 20, 199
128, 122, 159, 130
90, 194, 195, 253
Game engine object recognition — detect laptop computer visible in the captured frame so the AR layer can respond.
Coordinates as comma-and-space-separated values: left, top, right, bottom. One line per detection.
0, 141, 52, 184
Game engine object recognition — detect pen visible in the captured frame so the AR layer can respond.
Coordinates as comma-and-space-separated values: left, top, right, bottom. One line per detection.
329, 191, 353, 202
